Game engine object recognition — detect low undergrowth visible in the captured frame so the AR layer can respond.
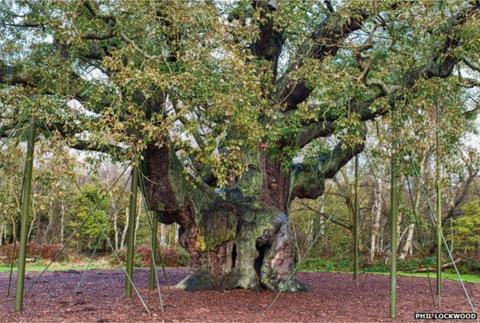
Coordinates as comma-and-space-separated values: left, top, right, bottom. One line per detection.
298, 257, 480, 283
0, 246, 191, 273
0, 257, 113, 273
0, 243, 66, 262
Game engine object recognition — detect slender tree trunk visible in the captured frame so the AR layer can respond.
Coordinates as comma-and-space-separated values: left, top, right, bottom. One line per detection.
27, 200, 38, 241
12, 178, 21, 243
318, 203, 325, 236
120, 207, 129, 249
60, 202, 65, 244
44, 201, 54, 243
113, 209, 119, 251
11, 219, 17, 244
174, 223, 179, 245
370, 178, 383, 263
400, 224, 414, 259
399, 186, 420, 260
160, 224, 166, 247
109, 193, 119, 251
396, 190, 402, 251
306, 217, 314, 247
398, 155, 426, 260
134, 196, 141, 244
379, 216, 386, 255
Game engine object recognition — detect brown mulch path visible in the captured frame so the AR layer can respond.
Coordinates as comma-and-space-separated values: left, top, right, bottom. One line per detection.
0, 268, 478, 322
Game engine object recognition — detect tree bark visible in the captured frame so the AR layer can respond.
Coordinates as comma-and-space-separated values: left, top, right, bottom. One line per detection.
160, 224, 167, 247
134, 196, 141, 245
27, 200, 38, 241
44, 201, 54, 243
60, 202, 65, 244
113, 207, 119, 251
399, 223, 415, 260
370, 178, 383, 263
11, 219, 17, 244
142, 144, 306, 292
120, 207, 128, 249
399, 178, 421, 260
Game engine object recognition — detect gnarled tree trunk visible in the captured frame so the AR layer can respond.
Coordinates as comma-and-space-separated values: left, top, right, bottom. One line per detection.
142, 144, 315, 292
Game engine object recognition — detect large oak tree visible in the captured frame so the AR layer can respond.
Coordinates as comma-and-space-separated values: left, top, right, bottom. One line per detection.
1, 0, 479, 291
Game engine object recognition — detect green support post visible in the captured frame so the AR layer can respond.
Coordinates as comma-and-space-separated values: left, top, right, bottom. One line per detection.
125, 166, 139, 298
436, 107, 442, 299
353, 154, 360, 284
390, 109, 399, 320
15, 118, 36, 312
149, 214, 158, 290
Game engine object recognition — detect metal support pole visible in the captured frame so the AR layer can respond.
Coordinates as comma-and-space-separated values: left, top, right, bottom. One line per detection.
15, 118, 36, 312
353, 154, 360, 283
436, 106, 442, 299
125, 166, 139, 298
390, 109, 399, 320
149, 213, 158, 290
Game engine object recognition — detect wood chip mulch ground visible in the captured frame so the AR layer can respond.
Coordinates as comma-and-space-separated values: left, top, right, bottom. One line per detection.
0, 268, 478, 322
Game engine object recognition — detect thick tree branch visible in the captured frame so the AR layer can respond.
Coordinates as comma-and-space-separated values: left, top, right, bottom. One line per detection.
444, 167, 479, 221
290, 163, 325, 201
294, 2, 480, 153
320, 130, 367, 179
0, 123, 15, 138
0, 22, 43, 29
354, 26, 393, 96
251, 0, 283, 79
83, 0, 117, 23
463, 58, 480, 72
67, 138, 125, 155
80, 4, 115, 39
251, 0, 281, 60
83, 26, 114, 40
290, 124, 366, 201
295, 121, 335, 148
293, 94, 387, 148
324, 1, 335, 14
276, 7, 370, 110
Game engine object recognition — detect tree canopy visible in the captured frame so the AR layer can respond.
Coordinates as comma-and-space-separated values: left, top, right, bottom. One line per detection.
1, 0, 478, 182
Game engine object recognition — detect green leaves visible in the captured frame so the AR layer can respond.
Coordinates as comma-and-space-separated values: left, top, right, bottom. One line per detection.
449, 200, 480, 253
71, 184, 111, 249
0, 0, 478, 189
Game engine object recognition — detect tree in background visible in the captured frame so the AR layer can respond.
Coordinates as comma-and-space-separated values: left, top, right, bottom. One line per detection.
450, 200, 480, 255
0, 144, 23, 244
30, 140, 77, 244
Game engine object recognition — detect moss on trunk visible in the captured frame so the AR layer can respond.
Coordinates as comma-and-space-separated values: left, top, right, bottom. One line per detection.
142, 144, 307, 292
